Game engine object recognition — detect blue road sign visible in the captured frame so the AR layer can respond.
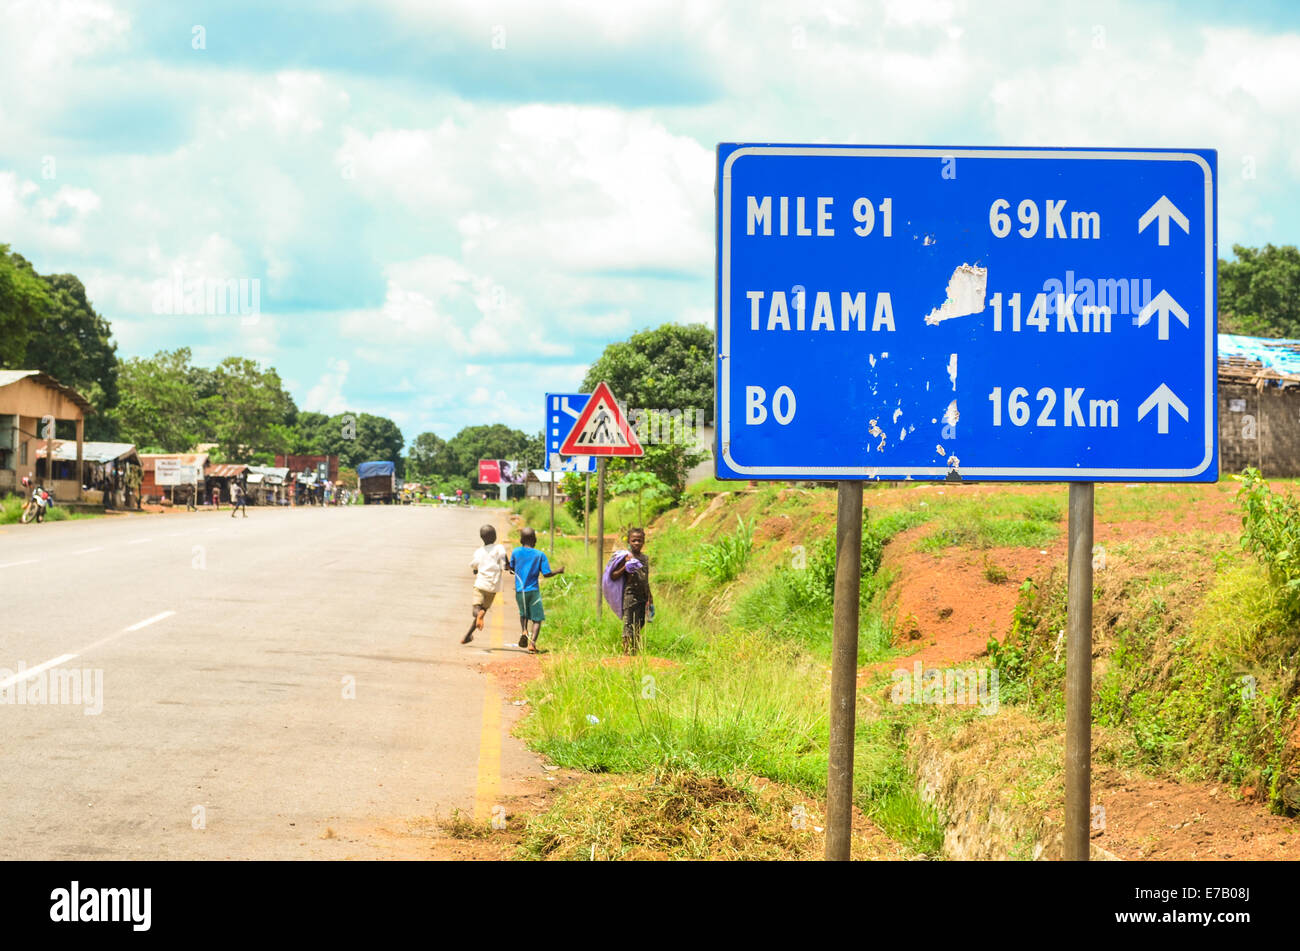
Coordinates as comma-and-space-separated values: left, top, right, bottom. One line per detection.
715, 145, 1217, 482
546, 393, 598, 472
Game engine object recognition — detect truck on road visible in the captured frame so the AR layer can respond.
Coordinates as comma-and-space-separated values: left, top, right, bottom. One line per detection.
358, 461, 397, 504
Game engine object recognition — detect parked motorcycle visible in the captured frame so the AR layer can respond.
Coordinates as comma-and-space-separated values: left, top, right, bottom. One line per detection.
20, 477, 52, 524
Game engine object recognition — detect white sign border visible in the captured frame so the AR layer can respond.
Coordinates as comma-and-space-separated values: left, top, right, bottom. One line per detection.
718, 146, 1216, 479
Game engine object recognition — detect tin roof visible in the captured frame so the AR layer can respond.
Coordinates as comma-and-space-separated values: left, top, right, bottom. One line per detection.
0, 370, 96, 414
1218, 334, 1300, 385
36, 440, 138, 463
246, 465, 289, 484
207, 463, 249, 478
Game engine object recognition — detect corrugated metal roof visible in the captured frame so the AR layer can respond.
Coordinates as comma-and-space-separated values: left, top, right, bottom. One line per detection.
36, 440, 138, 463
246, 465, 289, 484
207, 464, 249, 478
1218, 333, 1300, 385
0, 370, 95, 414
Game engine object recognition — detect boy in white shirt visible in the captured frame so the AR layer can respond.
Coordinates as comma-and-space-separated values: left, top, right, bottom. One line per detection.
463, 523, 508, 644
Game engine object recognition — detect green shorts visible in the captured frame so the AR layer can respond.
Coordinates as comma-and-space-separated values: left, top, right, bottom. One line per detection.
515, 589, 545, 623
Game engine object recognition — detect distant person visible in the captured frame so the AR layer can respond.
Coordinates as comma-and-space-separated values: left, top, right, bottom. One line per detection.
231, 481, 247, 518
462, 524, 508, 644
186, 484, 197, 511
610, 527, 653, 655
508, 526, 564, 654
211, 485, 220, 510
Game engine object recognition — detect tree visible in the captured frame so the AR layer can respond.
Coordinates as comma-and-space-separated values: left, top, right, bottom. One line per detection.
581, 322, 714, 425
407, 432, 459, 479
446, 424, 538, 483
21, 271, 120, 439
113, 348, 209, 452
581, 322, 712, 499
331, 412, 406, 475
613, 470, 670, 525
0, 247, 51, 369
1219, 244, 1300, 337
211, 357, 297, 462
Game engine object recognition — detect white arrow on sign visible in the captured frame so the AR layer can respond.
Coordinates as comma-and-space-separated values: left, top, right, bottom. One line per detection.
1137, 195, 1190, 246
1137, 383, 1189, 434
1136, 289, 1190, 340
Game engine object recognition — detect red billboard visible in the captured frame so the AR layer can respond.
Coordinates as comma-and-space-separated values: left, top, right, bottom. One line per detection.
478, 459, 501, 484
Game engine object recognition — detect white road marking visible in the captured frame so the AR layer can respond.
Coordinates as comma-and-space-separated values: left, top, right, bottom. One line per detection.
0, 559, 40, 569
124, 610, 176, 632
72, 547, 104, 555
0, 653, 78, 689
127, 538, 152, 545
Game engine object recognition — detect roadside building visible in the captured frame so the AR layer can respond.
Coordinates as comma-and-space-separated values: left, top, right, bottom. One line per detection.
1218, 334, 1300, 477
245, 465, 290, 505
36, 440, 140, 508
275, 453, 339, 483
525, 469, 566, 501
205, 463, 249, 504
0, 370, 93, 501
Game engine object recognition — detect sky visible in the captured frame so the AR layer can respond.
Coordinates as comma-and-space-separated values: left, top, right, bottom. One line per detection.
1, 0, 1298, 445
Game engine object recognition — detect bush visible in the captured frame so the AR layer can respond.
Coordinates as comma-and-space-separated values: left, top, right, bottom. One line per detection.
1236, 466, 1300, 620
697, 516, 754, 583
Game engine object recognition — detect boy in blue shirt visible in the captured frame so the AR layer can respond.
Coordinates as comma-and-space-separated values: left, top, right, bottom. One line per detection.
508, 527, 564, 654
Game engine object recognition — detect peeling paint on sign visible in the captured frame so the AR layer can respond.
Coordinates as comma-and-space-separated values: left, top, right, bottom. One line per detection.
923, 264, 988, 325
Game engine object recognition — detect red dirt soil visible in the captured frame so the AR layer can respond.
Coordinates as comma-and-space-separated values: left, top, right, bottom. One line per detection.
874, 482, 1300, 859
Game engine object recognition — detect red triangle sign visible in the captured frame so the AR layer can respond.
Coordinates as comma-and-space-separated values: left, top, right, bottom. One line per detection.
558, 382, 644, 457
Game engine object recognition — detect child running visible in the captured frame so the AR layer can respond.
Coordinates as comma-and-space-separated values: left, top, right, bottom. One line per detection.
463, 524, 508, 644
508, 527, 564, 654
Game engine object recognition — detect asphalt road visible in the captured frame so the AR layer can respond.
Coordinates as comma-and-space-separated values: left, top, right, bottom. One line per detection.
0, 503, 539, 859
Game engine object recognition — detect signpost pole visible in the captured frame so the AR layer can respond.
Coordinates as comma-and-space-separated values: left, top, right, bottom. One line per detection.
596, 458, 606, 618
826, 480, 863, 861
584, 473, 590, 555
1064, 482, 1094, 861
549, 473, 556, 556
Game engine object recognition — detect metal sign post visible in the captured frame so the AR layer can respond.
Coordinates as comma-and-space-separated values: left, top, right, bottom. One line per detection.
1064, 482, 1095, 860
549, 473, 556, 555
826, 481, 863, 861
584, 473, 590, 555
596, 458, 606, 618
714, 143, 1218, 861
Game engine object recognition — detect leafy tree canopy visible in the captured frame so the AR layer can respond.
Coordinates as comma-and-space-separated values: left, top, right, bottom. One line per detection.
1219, 244, 1300, 338
581, 322, 714, 425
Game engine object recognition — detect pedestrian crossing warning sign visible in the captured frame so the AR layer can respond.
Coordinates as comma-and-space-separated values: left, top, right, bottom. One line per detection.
558, 381, 644, 456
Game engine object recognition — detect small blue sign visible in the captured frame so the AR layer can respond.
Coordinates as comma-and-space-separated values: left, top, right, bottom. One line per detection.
715, 145, 1217, 482
546, 393, 598, 472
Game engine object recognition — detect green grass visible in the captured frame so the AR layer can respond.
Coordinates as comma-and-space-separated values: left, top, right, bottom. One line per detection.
511, 498, 580, 537
514, 495, 948, 857
915, 494, 1062, 551
0, 494, 101, 525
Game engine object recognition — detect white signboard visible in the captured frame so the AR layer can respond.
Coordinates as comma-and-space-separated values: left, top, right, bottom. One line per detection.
155, 461, 200, 486
154, 459, 182, 485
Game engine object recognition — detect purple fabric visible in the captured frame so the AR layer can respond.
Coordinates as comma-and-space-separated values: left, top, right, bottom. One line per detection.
602, 550, 630, 615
